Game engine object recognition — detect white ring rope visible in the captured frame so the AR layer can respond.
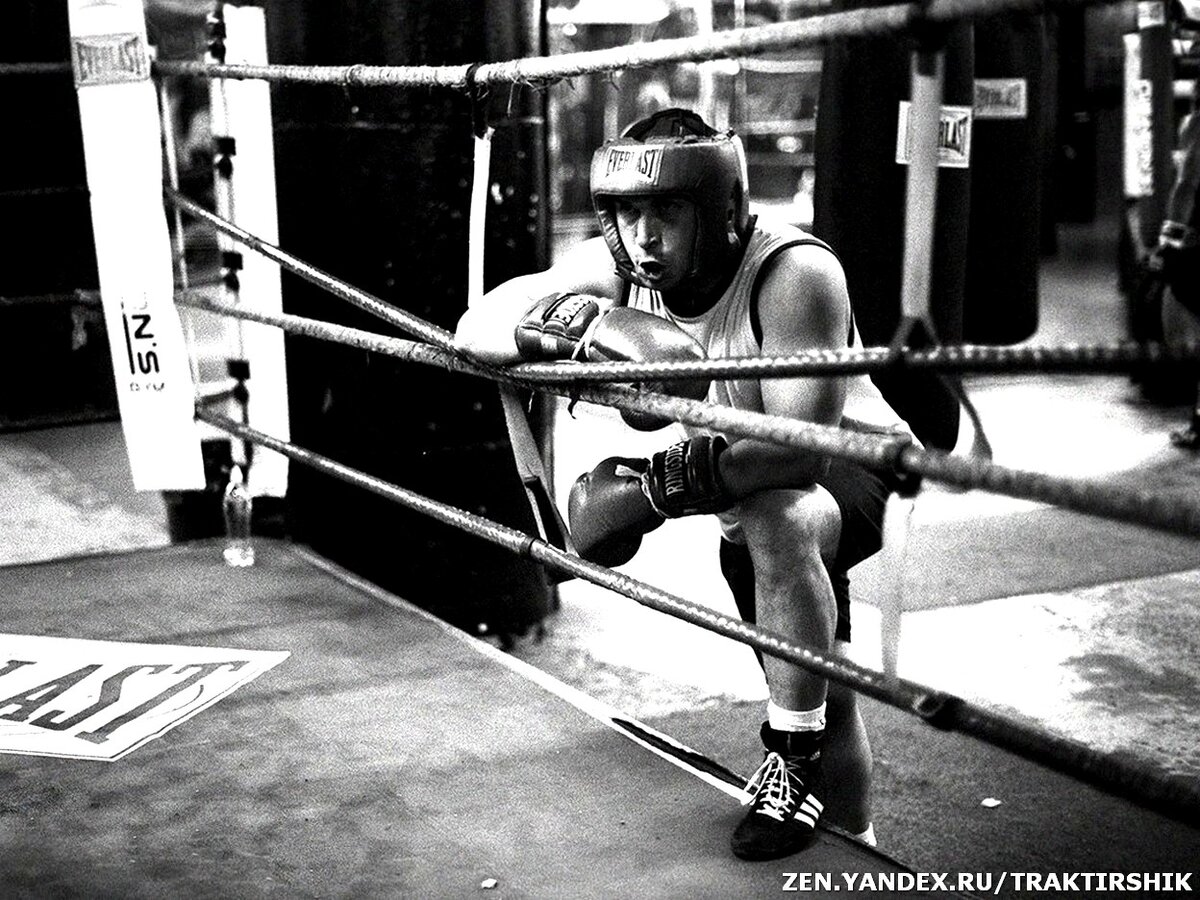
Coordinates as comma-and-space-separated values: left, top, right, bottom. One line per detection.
150, 0, 1114, 89
176, 285, 1200, 539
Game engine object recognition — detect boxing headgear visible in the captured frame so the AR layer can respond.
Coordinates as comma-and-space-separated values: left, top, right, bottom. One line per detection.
590, 108, 751, 300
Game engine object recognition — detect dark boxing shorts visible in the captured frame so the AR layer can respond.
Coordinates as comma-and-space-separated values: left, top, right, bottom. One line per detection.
718, 457, 901, 644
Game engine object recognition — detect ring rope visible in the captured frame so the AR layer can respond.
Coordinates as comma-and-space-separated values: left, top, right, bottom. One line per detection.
166, 188, 1200, 384
177, 288, 1200, 539
559, 385, 1200, 538
193, 405, 1200, 828
148, 0, 1110, 89
167, 191, 1200, 382
165, 187, 456, 351
14, 282, 1200, 378
0, 185, 88, 199
0, 289, 101, 309
0, 62, 72, 76
511, 341, 1200, 381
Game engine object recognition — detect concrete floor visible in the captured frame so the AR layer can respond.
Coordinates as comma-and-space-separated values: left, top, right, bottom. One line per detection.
1, 215, 1199, 887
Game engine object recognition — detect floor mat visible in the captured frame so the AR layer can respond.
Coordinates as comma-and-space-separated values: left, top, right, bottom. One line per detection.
0, 439, 168, 566
855, 502, 1200, 611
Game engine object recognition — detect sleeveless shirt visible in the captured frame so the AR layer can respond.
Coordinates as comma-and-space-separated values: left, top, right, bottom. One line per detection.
626, 220, 910, 441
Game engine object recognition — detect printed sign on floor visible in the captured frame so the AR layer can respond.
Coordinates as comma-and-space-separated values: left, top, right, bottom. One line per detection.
0, 633, 289, 761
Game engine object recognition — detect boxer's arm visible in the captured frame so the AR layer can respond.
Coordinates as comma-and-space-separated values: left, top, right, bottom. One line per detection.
718, 244, 849, 498
453, 237, 624, 365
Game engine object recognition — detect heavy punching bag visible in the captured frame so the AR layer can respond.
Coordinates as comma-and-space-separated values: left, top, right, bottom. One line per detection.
814, 15, 974, 451
267, 0, 555, 641
2, 2, 116, 429
964, 13, 1048, 345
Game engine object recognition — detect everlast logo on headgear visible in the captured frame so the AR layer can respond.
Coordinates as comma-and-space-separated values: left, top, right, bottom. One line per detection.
71, 33, 148, 86
604, 146, 664, 184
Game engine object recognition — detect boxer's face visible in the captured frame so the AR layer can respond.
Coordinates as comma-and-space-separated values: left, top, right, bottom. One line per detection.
613, 195, 697, 290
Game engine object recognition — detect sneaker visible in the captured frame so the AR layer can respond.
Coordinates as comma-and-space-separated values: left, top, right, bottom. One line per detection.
730, 722, 824, 861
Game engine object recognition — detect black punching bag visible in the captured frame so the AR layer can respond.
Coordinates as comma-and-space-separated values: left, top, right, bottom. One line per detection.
814, 19, 974, 451
267, 0, 554, 639
964, 13, 1047, 345
1, 2, 117, 429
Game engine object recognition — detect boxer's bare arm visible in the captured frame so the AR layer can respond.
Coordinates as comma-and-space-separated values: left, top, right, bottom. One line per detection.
719, 244, 849, 498
454, 237, 624, 365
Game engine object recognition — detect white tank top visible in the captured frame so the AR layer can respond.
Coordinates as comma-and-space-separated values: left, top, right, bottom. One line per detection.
626, 221, 910, 440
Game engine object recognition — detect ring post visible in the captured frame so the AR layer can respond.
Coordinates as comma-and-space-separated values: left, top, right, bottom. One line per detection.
67, 0, 204, 492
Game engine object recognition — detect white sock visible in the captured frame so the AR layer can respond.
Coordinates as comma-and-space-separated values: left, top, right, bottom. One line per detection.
767, 700, 826, 732
853, 823, 878, 847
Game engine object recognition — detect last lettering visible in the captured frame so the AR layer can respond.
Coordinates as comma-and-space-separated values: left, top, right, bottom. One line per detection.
605, 147, 662, 180
0, 660, 248, 743
938, 116, 968, 154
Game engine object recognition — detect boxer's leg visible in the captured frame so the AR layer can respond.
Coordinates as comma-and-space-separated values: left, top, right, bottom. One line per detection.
737, 486, 842, 711
730, 486, 842, 861
825, 659, 875, 841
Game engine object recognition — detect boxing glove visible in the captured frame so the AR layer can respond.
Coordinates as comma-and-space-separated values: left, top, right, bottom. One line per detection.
585, 307, 711, 431
568, 456, 664, 567
515, 294, 712, 430
643, 435, 733, 518
514, 292, 604, 361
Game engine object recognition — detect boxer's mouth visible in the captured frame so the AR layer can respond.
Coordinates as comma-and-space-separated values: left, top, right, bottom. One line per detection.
636, 259, 666, 281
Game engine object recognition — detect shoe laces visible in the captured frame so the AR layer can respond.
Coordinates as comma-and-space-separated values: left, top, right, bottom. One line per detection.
741, 751, 796, 822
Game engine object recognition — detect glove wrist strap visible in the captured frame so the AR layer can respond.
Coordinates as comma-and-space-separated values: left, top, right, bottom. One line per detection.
643, 435, 732, 518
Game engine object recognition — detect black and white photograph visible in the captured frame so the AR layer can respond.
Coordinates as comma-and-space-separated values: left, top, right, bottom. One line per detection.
1, 0, 1198, 896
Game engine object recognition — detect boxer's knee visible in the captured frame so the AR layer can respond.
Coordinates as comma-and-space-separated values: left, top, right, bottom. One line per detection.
733, 489, 841, 622
737, 486, 841, 575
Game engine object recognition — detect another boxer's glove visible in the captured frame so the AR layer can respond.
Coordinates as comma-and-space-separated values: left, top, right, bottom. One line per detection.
568, 456, 664, 567
642, 435, 733, 518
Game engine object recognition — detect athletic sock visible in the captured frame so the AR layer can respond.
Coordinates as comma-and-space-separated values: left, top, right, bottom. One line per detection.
767, 699, 826, 732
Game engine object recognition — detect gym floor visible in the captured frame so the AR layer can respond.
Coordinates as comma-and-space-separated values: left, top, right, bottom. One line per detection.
1, 213, 1198, 893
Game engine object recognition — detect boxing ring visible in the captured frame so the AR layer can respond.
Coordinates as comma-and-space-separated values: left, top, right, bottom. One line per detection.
3, 539, 933, 896
4, 0, 1200, 894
